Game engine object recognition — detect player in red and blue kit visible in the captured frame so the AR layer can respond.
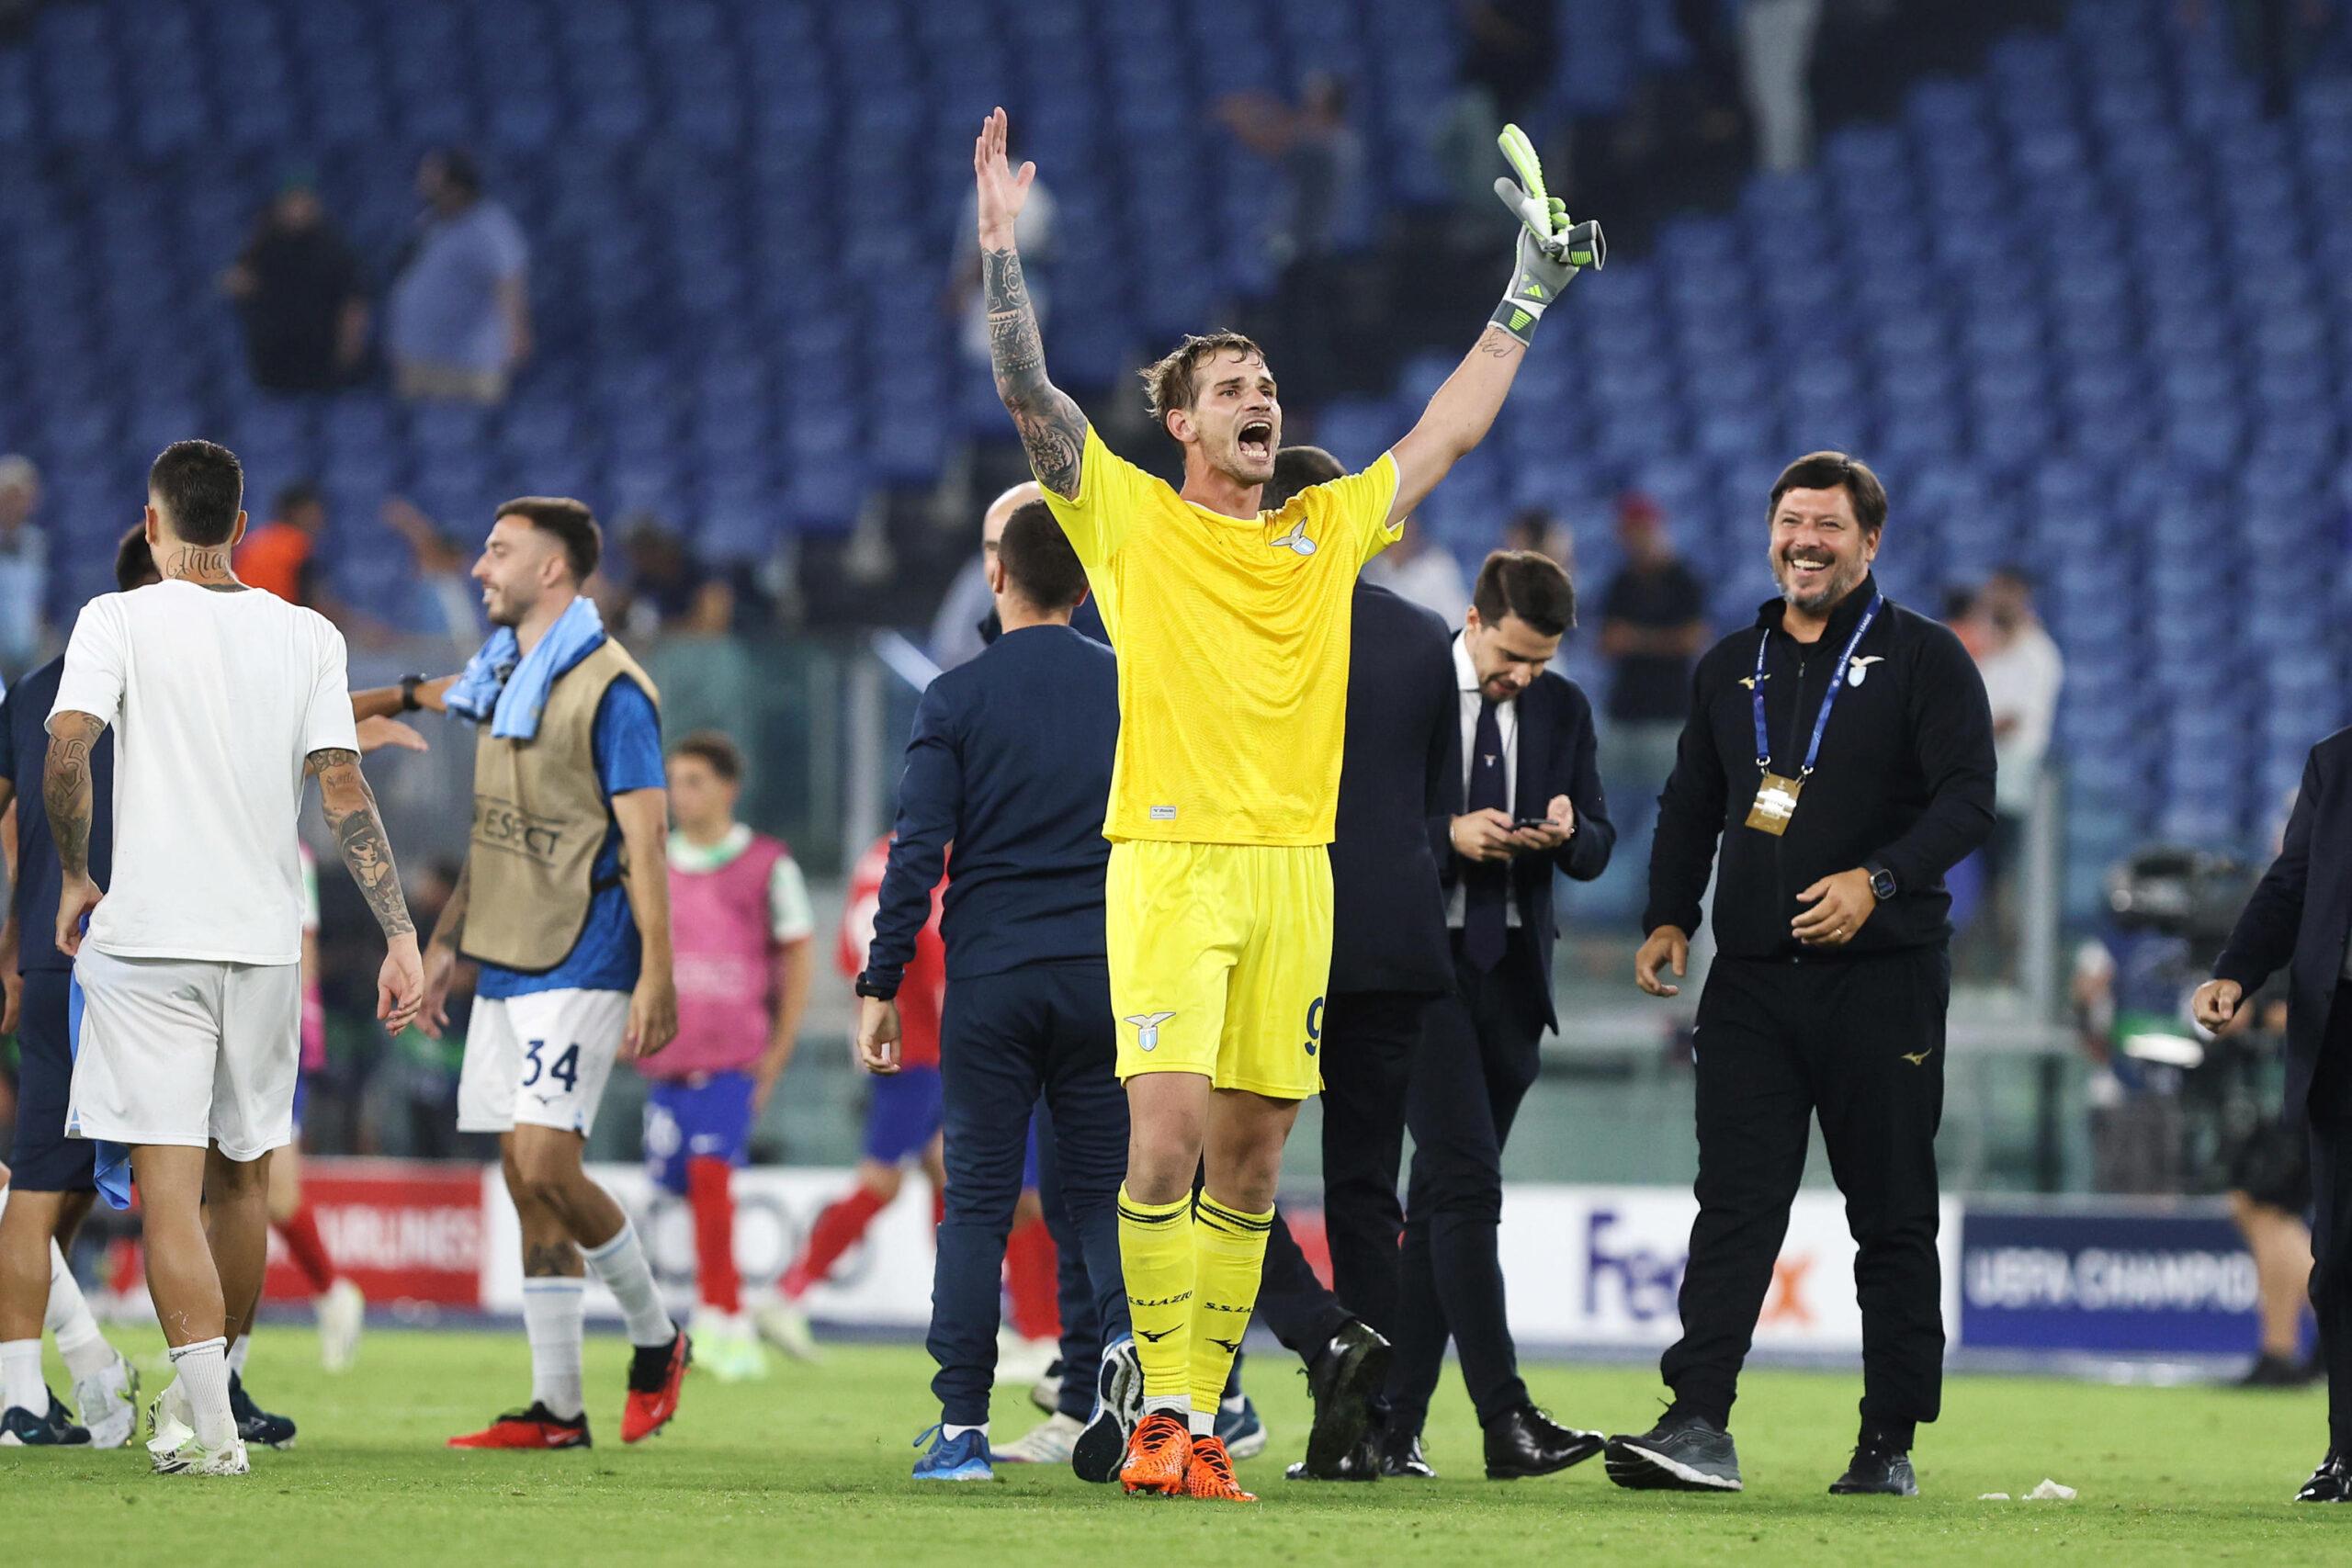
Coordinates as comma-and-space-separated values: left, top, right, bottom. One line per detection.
639, 732, 815, 1382
759, 834, 949, 1358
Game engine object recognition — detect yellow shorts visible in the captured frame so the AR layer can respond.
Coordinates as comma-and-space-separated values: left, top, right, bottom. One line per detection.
1105, 840, 1332, 1100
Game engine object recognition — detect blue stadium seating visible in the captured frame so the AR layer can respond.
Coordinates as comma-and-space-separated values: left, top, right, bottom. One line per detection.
0, 0, 2346, 908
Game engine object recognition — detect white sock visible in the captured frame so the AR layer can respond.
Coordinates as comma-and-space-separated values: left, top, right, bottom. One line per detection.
943, 1422, 988, 1440
1143, 1393, 1189, 1420
48, 1242, 116, 1382
581, 1219, 673, 1348
1, 1337, 42, 1416
1189, 1408, 1216, 1439
169, 1337, 233, 1449
522, 1279, 585, 1420
226, 1334, 251, 1378
1220, 1392, 1246, 1414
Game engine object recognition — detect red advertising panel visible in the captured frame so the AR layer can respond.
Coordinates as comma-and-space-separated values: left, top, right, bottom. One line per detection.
263, 1158, 484, 1307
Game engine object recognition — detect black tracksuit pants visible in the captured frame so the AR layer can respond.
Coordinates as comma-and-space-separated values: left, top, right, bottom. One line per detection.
2306, 989, 2352, 1451
1388, 931, 1551, 1432
1662, 946, 1950, 1438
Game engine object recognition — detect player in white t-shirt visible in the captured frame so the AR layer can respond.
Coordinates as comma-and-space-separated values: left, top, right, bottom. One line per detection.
44, 441, 424, 1477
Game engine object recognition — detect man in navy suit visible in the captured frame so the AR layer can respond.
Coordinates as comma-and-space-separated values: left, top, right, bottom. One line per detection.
2198, 729, 2352, 1504
1380, 548, 1614, 1480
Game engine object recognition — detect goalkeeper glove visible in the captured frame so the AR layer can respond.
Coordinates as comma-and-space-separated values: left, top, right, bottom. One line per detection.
1490, 124, 1605, 347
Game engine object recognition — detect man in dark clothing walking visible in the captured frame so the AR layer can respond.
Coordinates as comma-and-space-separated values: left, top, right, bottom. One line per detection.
856, 502, 1133, 1485
1382, 548, 1616, 1482
1613, 451, 1995, 1498
2195, 728, 2352, 1502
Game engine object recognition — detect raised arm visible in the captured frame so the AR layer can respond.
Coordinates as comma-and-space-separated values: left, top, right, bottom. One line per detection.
1387, 169, 1600, 525
975, 107, 1086, 499
307, 747, 424, 1034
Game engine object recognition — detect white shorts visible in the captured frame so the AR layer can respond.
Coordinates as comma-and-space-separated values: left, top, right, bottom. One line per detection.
66, 949, 300, 1163
458, 988, 628, 1138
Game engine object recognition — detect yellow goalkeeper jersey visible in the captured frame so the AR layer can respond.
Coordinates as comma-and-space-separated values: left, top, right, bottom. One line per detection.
1045, 423, 1402, 846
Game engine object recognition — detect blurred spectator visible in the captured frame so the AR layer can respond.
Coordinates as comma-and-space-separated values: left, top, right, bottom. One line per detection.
236, 480, 327, 606
0, 455, 47, 677
219, 177, 368, 393
1365, 523, 1470, 621
1219, 73, 1363, 402
948, 124, 1055, 371
1973, 566, 2064, 877
1499, 506, 1575, 575
1218, 73, 1363, 269
1436, 0, 1558, 209
2182, 0, 2335, 118
386, 149, 530, 405
380, 495, 492, 647
610, 513, 737, 639
1598, 492, 1707, 856
1940, 582, 1991, 660
1739, 0, 1825, 173
235, 481, 390, 644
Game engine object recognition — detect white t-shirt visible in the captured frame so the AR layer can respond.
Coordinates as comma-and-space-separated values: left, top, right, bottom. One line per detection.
51, 581, 358, 964
1974, 622, 2064, 817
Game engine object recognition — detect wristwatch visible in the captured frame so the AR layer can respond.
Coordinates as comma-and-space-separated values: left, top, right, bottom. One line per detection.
1864, 862, 1898, 902
398, 672, 427, 713
854, 974, 898, 1001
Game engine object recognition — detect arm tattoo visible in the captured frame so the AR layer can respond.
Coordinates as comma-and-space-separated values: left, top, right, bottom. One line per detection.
310, 749, 417, 939
983, 244, 1086, 498
42, 713, 104, 878
1476, 324, 1520, 359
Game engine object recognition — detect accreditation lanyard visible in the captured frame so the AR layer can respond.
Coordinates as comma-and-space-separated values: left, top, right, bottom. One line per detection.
1743, 592, 1882, 836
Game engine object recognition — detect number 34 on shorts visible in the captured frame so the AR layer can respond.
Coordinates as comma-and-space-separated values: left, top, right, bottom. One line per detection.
457, 988, 630, 1137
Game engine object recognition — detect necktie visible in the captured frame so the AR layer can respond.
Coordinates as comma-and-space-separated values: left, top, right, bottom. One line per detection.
1464, 696, 1508, 972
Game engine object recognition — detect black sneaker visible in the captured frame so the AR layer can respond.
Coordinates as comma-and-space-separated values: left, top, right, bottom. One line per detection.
2237, 1353, 2324, 1389
2295, 1450, 2350, 1503
1, 1395, 89, 1447
1829, 1445, 1918, 1495
1605, 1413, 1742, 1492
44, 1389, 93, 1444
1301, 1319, 1391, 1479
1070, 1337, 1141, 1485
1286, 1431, 1382, 1482
1376, 1426, 1437, 1479
229, 1372, 298, 1450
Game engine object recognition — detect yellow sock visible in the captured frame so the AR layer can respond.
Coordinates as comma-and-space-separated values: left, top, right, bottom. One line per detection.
1189, 1191, 1273, 1421
1117, 1184, 1194, 1403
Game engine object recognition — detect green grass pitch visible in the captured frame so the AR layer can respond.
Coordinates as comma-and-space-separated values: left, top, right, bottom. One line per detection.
4, 1327, 2344, 1565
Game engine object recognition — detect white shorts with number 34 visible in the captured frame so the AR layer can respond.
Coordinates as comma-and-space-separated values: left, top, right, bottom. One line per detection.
457, 987, 628, 1138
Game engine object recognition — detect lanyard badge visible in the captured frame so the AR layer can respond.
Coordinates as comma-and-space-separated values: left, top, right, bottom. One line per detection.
1744, 593, 1883, 838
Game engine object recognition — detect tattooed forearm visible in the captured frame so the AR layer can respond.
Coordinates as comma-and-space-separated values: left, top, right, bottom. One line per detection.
43, 713, 103, 878
983, 244, 1087, 498
311, 749, 416, 939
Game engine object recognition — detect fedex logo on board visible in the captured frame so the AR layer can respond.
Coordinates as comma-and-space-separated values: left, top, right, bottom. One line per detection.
1584, 1209, 1820, 1327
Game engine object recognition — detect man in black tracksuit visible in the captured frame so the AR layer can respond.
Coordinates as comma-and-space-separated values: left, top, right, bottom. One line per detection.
1609, 452, 1995, 1498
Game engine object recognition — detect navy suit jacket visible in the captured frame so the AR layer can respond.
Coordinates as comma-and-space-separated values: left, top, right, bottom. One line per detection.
1428, 644, 1614, 1030
2214, 726, 2352, 1118
1329, 584, 1456, 998
866, 624, 1117, 988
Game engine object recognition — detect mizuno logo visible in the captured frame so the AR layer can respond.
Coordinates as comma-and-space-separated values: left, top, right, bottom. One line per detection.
1268, 520, 1317, 557
1901, 1050, 1932, 1066
1125, 1010, 1176, 1052
1207, 1337, 1241, 1355
1136, 1326, 1177, 1343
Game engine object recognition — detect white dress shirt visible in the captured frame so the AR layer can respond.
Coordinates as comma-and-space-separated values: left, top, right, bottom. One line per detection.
1448, 631, 1521, 931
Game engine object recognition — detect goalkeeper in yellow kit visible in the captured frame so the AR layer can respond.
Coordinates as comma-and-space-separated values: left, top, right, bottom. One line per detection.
971, 107, 1600, 1502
